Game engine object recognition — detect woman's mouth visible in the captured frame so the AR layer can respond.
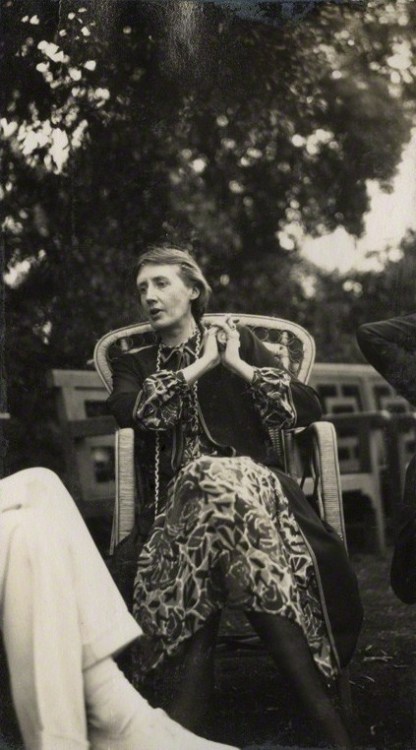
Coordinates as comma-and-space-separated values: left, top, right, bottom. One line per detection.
149, 309, 163, 320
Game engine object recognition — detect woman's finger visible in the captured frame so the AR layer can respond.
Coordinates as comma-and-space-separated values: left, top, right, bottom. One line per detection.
203, 325, 219, 339
225, 316, 239, 330
211, 317, 239, 333
216, 329, 228, 345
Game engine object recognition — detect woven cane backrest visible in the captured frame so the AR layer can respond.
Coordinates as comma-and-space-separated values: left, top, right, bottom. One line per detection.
94, 314, 315, 393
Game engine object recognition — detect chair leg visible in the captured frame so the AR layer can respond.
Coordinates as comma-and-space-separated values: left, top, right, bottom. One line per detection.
338, 666, 367, 743
368, 492, 386, 556
337, 669, 353, 722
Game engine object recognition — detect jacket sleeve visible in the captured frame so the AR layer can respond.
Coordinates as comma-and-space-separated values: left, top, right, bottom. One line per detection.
107, 354, 191, 430
107, 354, 144, 428
134, 371, 191, 431
248, 368, 297, 429
390, 454, 416, 604
357, 313, 416, 406
240, 326, 322, 427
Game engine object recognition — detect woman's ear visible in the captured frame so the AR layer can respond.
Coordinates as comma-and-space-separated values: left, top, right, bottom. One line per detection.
190, 286, 200, 300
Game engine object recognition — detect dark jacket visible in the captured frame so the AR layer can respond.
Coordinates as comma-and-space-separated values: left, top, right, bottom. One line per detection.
357, 313, 416, 407
357, 314, 416, 603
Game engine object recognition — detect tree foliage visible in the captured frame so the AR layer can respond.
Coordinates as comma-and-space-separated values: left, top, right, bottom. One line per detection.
310, 230, 416, 363
2, 0, 416, 469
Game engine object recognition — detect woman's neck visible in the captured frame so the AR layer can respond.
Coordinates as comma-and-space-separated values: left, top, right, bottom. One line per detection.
159, 317, 197, 347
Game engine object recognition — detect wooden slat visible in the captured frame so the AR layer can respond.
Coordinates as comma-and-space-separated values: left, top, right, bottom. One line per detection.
47, 369, 102, 388
325, 411, 391, 429
68, 415, 116, 438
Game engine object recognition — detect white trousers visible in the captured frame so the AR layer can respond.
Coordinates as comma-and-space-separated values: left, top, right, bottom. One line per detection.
0, 468, 142, 750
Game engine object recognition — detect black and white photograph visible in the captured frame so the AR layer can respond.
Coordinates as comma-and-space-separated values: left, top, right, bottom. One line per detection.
1, 1, 416, 748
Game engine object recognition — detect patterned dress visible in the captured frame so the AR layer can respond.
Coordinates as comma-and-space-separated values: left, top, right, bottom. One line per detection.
128, 343, 339, 683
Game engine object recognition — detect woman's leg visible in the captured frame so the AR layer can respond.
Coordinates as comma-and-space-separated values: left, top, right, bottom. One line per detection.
164, 612, 221, 731
0, 468, 238, 750
246, 612, 352, 749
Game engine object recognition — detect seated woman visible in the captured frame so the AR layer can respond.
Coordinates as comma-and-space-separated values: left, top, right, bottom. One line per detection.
108, 244, 363, 749
0, 467, 237, 750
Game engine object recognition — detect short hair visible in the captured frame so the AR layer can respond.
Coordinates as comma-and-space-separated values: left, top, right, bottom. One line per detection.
136, 244, 212, 321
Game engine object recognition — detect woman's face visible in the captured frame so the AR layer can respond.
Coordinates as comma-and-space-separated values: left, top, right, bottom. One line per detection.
136, 263, 198, 335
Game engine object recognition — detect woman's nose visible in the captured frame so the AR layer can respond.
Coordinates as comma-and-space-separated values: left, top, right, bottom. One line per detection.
145, 285, 157, 303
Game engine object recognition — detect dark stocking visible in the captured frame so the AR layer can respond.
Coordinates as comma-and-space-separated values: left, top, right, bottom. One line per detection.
165, 612, 221, 732
246, 612, 352, 749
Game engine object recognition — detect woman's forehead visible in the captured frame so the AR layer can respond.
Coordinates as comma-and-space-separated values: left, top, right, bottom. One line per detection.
136, 263, 181, 284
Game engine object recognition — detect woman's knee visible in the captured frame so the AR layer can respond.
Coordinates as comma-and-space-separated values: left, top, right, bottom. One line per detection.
24, 467, 63, 489
0, 468, 66, 512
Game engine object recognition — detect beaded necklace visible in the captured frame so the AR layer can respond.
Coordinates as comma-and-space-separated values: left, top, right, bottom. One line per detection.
153, 326, 202, 518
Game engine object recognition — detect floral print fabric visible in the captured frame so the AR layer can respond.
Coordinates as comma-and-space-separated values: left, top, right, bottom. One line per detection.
249, 367, 296, 429
134, 371, 190, 431
132, 454, 337, 684
129, 354, 337, 684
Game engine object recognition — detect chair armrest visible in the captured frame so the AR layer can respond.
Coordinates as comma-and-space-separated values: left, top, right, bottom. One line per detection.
110, 427, 136, 554
295, 421, 346, 545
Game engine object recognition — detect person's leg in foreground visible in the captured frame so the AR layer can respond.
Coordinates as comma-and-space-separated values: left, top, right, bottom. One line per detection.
0, 467, 238, 750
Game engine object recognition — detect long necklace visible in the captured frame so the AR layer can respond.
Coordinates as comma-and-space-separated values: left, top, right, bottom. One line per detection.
153, 326, 202, 518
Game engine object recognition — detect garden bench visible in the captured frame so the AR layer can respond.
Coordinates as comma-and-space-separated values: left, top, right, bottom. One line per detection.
47, 357, 416, 553
46, 369, 116, 518
310, 363, 416, 535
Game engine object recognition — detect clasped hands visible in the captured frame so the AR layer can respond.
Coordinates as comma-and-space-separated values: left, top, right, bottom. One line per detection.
201, 316, 241, 371
182, 316, 254, 386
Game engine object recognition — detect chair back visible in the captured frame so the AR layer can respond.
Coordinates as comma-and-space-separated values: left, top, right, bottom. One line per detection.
94, 313, 316, 392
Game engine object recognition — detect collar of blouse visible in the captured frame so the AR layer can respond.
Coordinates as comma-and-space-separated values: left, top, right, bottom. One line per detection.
158, 327, 201, 368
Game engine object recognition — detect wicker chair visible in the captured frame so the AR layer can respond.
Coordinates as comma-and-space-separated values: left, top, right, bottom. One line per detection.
94, 313, 346, 548
94, 313, 352, 712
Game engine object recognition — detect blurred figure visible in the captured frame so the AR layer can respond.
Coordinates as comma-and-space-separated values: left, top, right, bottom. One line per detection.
0, 467, 239, 750
357, 314, 416, 603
